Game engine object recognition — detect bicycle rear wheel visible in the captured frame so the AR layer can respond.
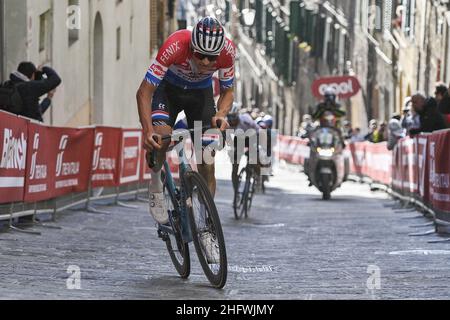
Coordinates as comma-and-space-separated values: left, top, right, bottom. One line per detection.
184, 172, 227, 289
244, 168, 256, 219
233, 168, 247, 220
162, 172, 190, 279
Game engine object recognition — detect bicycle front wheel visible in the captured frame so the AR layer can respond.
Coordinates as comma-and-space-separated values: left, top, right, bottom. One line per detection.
162, 172, 190, 279
184, 172, 227, 289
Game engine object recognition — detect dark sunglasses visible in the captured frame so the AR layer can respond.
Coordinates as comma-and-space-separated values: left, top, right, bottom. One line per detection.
193, 52, 219, 62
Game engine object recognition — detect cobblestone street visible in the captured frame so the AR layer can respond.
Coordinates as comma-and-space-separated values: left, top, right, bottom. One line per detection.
1, 155, 449, 300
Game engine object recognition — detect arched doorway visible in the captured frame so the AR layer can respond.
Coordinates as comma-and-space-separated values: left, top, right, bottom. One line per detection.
93, 13, 103, 124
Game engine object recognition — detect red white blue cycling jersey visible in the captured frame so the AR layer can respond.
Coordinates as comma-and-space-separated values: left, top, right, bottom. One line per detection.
145, 30, 236, 90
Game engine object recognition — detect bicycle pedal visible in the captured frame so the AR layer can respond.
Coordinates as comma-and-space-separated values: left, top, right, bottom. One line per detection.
170, 209, 179, 219
158, 230, 169, 241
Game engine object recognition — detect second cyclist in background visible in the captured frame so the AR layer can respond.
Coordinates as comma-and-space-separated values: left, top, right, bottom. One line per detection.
227, 103, 260, 193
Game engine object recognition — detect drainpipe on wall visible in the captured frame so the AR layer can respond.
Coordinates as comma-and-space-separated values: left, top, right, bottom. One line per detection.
88, 0, 93, 125
0, 0, 4, 83
50, 0, 55, 125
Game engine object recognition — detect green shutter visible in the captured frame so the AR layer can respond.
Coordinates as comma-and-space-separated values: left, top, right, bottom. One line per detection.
313, 14, 326, 58
265, 6, 274, 57
299, 2, 306, 41
283, 26, 290, 82
289, 0, 301, 38
305, 8, 313, 44
274, 17, 284, 75
255, 0, 263, 43
225, 0, 231, 23
291, 37, 300, 84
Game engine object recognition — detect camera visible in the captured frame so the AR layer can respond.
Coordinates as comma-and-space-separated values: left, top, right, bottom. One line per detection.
34, 71, 44, 81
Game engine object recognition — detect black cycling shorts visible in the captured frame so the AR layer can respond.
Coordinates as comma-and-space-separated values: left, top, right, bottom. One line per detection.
151, 80, 216, 128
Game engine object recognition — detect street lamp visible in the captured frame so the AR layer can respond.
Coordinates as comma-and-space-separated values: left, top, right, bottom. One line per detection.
241, 8, 256, 27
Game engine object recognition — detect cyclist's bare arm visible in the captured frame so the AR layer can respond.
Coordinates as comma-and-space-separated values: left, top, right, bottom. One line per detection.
214, 87, 234, 131
136, 80, 161, 152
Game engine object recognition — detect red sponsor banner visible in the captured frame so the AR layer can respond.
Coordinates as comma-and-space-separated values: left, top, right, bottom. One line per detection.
0, 112, 28, 203
290, 138, 309, 165
278, 138, 393, 185
428, 130, 450, 212
24, 123, 56, 202
120, 129, 142, 185
140, 147, 152, 182
417, 134, 430, 203
392, 140, 403, 192
277, 136, 295, 163
311, 76, 361, 99
52, 127, 95, 197
277, 136, 292, 162
91, 127, 121, 188
348, 142, 366, 176
399, 138, 418, 195
365, 142, 392, 185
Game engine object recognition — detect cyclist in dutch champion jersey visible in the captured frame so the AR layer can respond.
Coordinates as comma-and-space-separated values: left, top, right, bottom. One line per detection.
136, 17, 236, 225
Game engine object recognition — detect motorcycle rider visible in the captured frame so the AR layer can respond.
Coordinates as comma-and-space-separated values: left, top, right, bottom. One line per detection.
313, 87, 346, 126
305, 87, 346, 186
313, 87, 346, 147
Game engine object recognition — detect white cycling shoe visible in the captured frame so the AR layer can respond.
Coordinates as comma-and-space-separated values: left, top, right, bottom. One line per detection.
149, 192, 169, 225
199, 232, 220, 264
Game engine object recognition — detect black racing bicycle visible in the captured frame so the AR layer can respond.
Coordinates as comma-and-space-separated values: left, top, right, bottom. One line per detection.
149, 126, 227, 289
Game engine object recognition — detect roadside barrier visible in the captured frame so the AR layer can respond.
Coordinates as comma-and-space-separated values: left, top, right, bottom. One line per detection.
0, 110, 182, 234
277, 131, 450, 233
1, 107, 449, 234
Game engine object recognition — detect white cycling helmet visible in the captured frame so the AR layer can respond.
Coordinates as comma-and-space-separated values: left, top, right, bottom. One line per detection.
227, 102, 241, 123
191, 17, 226, 56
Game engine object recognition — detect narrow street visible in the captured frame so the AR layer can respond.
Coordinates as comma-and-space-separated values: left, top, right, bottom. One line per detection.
1, 153, 449, 300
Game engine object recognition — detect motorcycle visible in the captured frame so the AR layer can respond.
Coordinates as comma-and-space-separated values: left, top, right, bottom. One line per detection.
304, 112, 348, 200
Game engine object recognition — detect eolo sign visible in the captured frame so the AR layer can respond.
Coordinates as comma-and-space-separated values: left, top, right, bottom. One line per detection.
311, 76, 361, 99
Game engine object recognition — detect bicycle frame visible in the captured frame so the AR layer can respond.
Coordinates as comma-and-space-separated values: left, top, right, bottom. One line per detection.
158, 140, 193, 243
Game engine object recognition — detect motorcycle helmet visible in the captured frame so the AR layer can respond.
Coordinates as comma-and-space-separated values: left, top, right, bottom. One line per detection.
324, 87, 337, 103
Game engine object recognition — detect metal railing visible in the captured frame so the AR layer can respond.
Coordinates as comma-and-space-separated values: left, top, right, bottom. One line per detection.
0, 181, 150, 235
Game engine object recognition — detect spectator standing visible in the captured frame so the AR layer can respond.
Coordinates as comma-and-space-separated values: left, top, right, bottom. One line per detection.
351, 128, 365, 143
364, 119, 378, 142
435, 83, 450, 112
341, 120, 353, 140
372, 122, 388, 143
400, 98, 412, 129
436, 83, 450, 125
387, 113, 405, 150
3, 62, 61, 122
409, 93, 447, 135
402, 100, 421, 134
